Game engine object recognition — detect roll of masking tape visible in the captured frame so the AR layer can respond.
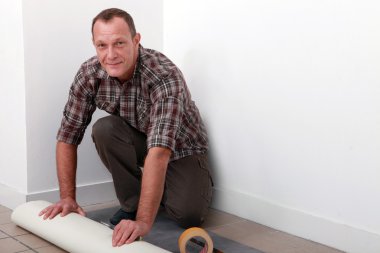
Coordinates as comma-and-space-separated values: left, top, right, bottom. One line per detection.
178, 227, 214, 253
11, 200, 170, 253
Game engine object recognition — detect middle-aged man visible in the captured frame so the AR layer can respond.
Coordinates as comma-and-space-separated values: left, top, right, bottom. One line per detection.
39, 8, 213, 246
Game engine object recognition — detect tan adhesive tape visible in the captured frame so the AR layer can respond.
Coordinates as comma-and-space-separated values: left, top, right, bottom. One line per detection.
178, 227, 213, 253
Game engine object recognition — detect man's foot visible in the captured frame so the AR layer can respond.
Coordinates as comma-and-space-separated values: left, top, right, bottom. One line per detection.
110, 209, 137, 226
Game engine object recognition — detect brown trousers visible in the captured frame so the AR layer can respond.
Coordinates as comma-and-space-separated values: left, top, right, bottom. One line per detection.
91, 115, 213, 227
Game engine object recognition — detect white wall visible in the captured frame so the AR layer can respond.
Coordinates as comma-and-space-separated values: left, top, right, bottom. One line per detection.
23, 0, 163, 197
22, 0, 163, 195
163, 1, 380, 252
0, 0, 163, 207
0, 0, 27, 200
2, 0, 380, 252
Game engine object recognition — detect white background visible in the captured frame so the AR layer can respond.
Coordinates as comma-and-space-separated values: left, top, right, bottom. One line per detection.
163, 1, 380, 251
1, 0, 379, 252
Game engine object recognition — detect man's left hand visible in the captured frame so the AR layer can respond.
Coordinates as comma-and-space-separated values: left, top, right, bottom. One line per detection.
112, 219, 150, 246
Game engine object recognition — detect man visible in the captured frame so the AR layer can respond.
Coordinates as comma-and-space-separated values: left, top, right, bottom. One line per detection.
39, 8, 213, 247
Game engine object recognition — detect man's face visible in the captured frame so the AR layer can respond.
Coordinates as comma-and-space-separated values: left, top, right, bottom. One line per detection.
92, 17, 140, 82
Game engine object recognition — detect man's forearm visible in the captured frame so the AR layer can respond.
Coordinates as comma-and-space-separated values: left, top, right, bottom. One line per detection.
56, 141, 78, 200
136, 147, 171, 228
38, 142, 83, 220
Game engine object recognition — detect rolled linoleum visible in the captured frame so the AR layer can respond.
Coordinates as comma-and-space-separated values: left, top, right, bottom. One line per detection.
11, 200, 171, 253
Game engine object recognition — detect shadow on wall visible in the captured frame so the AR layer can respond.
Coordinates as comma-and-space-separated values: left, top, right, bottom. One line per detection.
204, 119, 221, 193
181, 48, 232, 193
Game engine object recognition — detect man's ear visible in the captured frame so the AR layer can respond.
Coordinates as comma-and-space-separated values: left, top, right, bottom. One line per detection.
133, 33, 141, 45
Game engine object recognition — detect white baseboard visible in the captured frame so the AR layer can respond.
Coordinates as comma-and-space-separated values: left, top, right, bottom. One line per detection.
27, 181, 117, 206
0, 183, 27, 209
0, 181, 117, 210
211, 187, 380, 253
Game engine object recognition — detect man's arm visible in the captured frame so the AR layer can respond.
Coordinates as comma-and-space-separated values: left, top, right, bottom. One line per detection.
112, 146, 171, 246
39, 141, 85, 219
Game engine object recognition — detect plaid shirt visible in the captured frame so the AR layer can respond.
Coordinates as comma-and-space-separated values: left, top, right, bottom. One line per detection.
57, 45, 208, 161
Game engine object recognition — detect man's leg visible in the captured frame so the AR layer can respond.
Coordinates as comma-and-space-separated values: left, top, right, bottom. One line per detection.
91, 115, 147, 213
162, 154, 213, 228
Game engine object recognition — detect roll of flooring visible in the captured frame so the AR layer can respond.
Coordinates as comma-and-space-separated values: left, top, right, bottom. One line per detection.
178, 227, 214, 253
11, 200, 170, 253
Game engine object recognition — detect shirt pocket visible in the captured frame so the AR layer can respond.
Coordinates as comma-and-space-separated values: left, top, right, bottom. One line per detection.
95, 96, 118, 114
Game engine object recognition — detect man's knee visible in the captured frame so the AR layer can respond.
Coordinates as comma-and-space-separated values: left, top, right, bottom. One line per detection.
166, 201, 209, 228
92, 115, 121, 143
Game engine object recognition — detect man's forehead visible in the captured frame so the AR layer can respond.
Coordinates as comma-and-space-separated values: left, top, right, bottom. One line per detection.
93, 33, 129, 42
93, 20, 131, 41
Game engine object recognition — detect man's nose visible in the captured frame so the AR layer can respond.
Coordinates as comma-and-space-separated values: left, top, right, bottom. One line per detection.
107, 46, 117, 59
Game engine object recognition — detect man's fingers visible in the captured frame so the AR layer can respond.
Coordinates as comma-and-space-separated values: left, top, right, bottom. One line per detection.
39, 207, 50, 218
111, 220, 148, 247
41, 205, 58, 220
48, 206, 62, 219
38, 208, 47, 216
77, 207, 86, 216
112, 225, 122, 247
126, 229, 140, 244
117, 229, 133, 247
113, 221, 134, 247
39, 199, 83, 221
42, 208, 53, 220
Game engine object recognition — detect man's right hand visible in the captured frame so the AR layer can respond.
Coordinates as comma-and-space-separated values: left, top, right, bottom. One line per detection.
38, 197, 85, 220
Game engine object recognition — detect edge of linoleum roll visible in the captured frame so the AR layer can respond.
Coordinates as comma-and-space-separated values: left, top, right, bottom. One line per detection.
11, 200, 171, 253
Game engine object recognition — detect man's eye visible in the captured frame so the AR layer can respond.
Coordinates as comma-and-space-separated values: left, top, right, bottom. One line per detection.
116, 41, 125, 46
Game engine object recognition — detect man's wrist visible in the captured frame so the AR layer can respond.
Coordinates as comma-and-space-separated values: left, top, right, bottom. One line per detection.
135, 215, 153, 229
60, 195, 76, 201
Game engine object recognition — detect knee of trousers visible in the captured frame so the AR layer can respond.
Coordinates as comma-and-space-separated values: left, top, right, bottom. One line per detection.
166, 202, 208, 229
92, 115, 130, 145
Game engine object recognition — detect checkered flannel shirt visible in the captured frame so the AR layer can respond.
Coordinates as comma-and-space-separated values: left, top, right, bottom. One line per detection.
57, 45, 208, 161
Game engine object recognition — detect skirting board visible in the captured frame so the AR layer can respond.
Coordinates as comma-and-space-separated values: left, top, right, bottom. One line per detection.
0, 181, 117, 210
0, 183, 27, 210
211, 187, 380, 253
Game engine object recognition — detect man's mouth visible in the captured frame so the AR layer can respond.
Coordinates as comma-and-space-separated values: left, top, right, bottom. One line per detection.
107, 62, 121, 66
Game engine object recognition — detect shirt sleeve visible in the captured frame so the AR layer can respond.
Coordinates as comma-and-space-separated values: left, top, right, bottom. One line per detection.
146, 77, 184, 152
56, 67, 97, 145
